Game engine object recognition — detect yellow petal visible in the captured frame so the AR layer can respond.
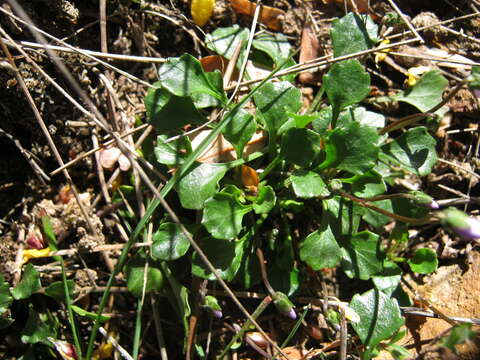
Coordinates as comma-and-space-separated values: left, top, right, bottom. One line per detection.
191, 0, 215, 27
23, 248, 51, 263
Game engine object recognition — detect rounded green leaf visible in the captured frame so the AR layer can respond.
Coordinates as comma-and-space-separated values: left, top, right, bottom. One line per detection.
280, 128, 321, 167
0, 275, 12, 314
125, 255, 164, 298
320, 122, 379, 175
151, 223, 191, 261
205, 25, 249, 59
331, 13, 378, 57
176, 163, 228, 210
11, 263, 41, 300
202, 192, 252, 240
350, 289, 404, 353
192, 237, 246, 281
291, 169, 329, 199
222, 108, 256, 157
407, 248, 438, 274
348, 171, 386, 198
380, 127, 437, 176
21, 306, 57, 344
324, 59, 371, 113
253, 81, 302, 136
44, 280, 75, 302
154, 135, 189, 166
341, 231, 384, 280
252, 184, 276, 215
300, 226, 342, 270
158, 54, 226, 107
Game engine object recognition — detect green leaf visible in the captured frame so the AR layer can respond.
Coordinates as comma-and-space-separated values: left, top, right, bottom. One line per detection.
280, 128, 321, 167
407, 248, 438, 274
252, 33, 296, 80
222, 108, 256, 157
468, 66, 480, 89
350, 289, 404, 356
324, 59, 371, 119
347, 171, 386, 198
205, 25, 249, 59
40, 215, 57, 251
145, 87, 207, 133
320, 122, 379, 175
151, 222, 191, 261
0, 274, 12, 314
176, 163, 228, 210
192, 236, 246, 281
386, 343, 412, 360
331, 13, 378, 57
300, 226, 342, 270
21, 306, 57, 344
440, 323, 476, 354
252, 184, 276, 215
154, 135, 190, 166
158, 54, 226, 107
253, 81, 302, 136
341, 231, 384, 280
312, 106, 332, 135
338, 106, 386, 128
381, 127, 437, 176
12, 263, 41, 300
44, 280, 74, 302
71, 305, 110, 323
362, 197, 428, 228
394, 70, 449, 112
202, 192, 252, 240
290, 169, 329, 199
372, 261, 402, 297
161, 263, 191, 349
324, 196, 362, 237
125, 254, 164, 297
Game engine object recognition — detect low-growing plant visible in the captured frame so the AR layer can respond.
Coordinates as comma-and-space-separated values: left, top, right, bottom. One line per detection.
2, 10, 480, 360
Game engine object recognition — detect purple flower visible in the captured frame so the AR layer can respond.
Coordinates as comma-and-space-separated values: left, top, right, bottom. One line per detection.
212, 309, 223, 319
441, 207, 480, 240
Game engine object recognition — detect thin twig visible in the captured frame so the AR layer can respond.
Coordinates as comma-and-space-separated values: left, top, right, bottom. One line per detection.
438, 158, 480, 179
386, 0, 424, 43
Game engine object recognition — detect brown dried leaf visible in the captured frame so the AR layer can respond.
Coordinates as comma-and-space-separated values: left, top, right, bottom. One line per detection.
230, 0, 284, 31
299, 24, 320, 84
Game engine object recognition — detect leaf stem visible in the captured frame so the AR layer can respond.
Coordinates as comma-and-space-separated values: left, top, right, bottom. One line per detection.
259, 154, 282, 181
256, 247, 275, 296
338, 191, 432, 225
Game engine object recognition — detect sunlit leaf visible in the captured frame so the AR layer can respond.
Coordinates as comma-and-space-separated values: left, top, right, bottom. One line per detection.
151, 223, 191, 261
300, 226, 342, 270
125, 254, 164, 297
407, 248, 438, 274
290, 169, 329, 198
11, 263, 41, 300
331, 13, 378, 57
341, 231, 384, 280
280, 128, 321, 167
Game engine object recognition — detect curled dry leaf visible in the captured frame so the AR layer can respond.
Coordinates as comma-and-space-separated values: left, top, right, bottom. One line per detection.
99, 146, 131, 171
241, 165, 259, 192
230, 0, 284, 31
200, 55, 239, 80
299, 24, 320, 84
99, 146, 121, 170
190, 129, 266, 163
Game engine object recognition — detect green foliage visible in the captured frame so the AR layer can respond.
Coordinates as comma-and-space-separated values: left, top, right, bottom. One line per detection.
290, 169, 329, 198
44, 280, 75, 302
350, 289, 404, 359
440, 323, 476, 354
11, 264, 41, 300
125, 254, 165, 297
331, 13, 378, 57
151, 222, 191, 261
300, 225, 342, 270
407, 248, 438, 274
21, 306, 57, 344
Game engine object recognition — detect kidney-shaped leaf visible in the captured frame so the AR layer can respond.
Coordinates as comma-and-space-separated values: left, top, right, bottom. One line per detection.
145, 87, 207, 133
341, 231, 384, 280
253, 81, 302, 136
291, 169, 329, 198
205, 25, 249, 59
381, 127, 437, 176
125, 255, 164, 298
331, 13, 378, 57
281, 128, 321, 167
394, 70, 448, 112
155, 135, 190, 166
158, 53, 226, 107
253, 184, 276, 215
408, 248, 438, 274
176, 163, 228, 210
152, 223, 191, 261
202, 192, 252, 240
300, 226, 342, 270
11, 263, 41, 300
324, 59, 371, 116
321, 122, 379, 175
192, 237, 246, 281
222, 108, 256, 157
350, 289, 404, 354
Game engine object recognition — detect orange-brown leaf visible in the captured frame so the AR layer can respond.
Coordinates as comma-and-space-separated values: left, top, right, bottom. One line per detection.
230, 0, 284, 31
241, 165, 259, 188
